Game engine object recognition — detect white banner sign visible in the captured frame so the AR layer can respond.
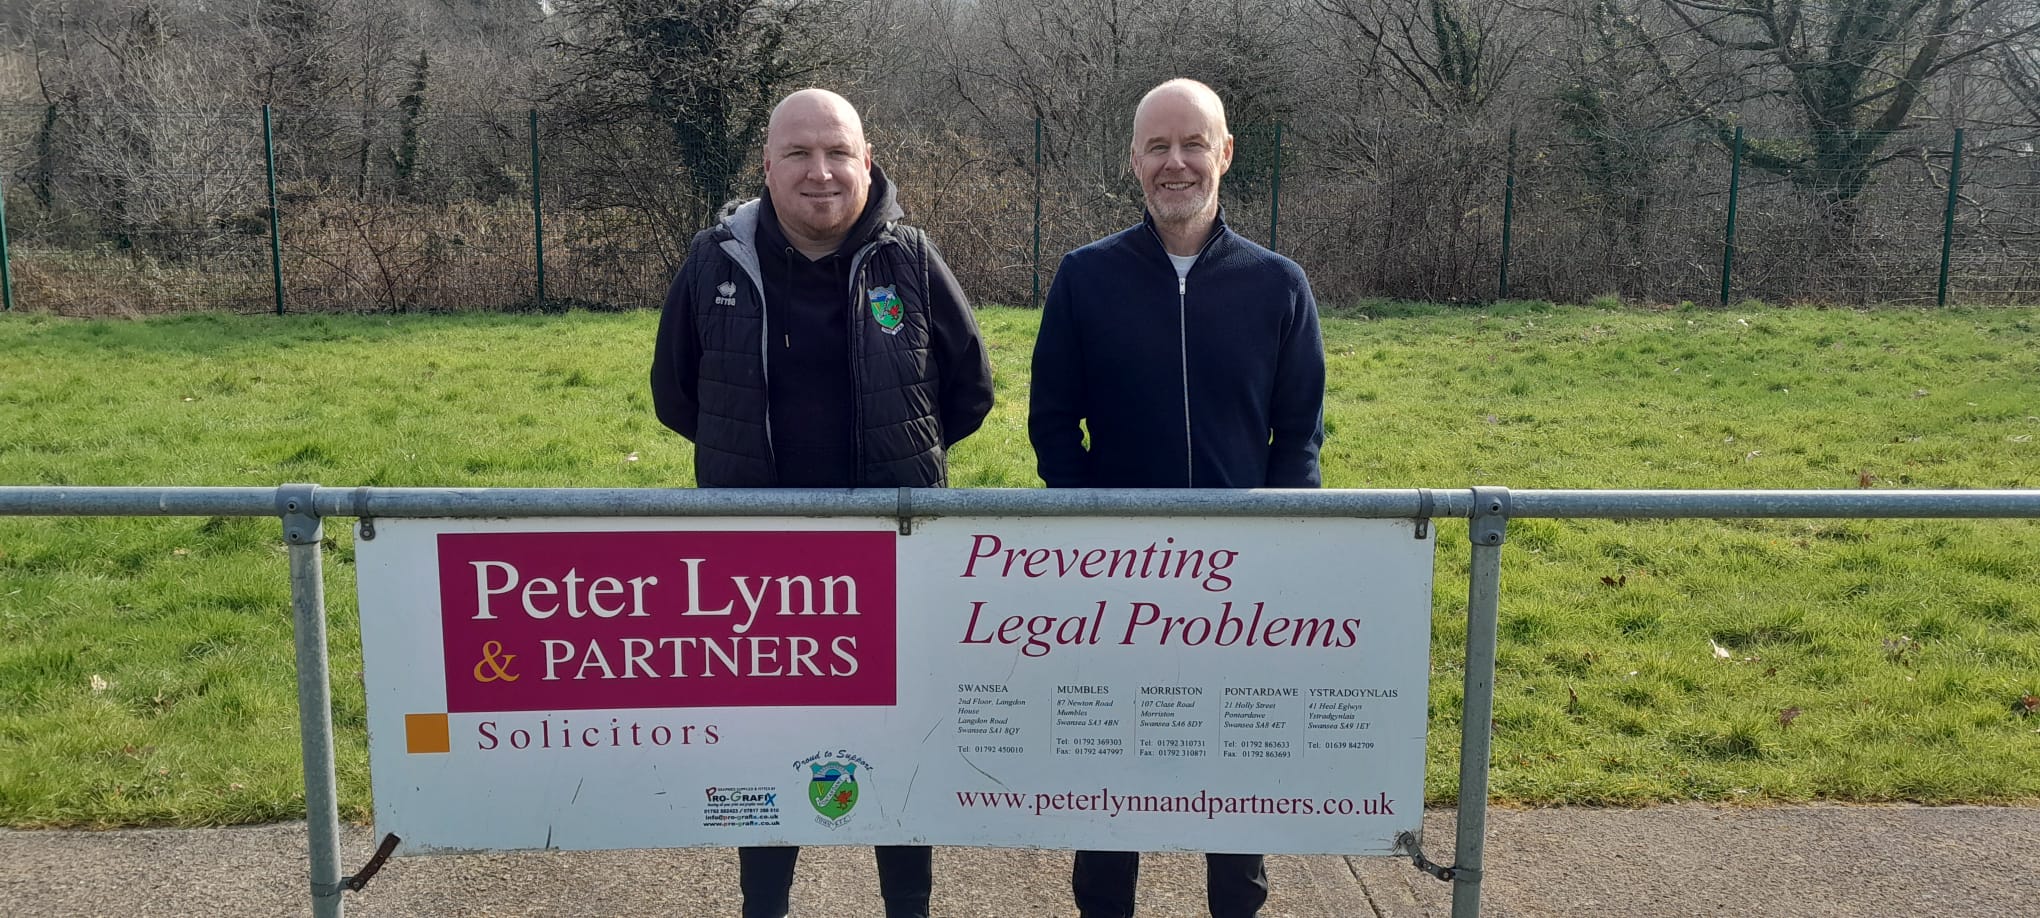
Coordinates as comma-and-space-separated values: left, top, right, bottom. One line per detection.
355, 515, 1436, 855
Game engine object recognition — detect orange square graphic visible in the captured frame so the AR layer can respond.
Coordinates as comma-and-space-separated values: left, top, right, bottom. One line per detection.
406, 713, 451, 754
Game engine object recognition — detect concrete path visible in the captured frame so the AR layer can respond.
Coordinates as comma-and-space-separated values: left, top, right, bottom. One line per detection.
3, 805, 2036, 916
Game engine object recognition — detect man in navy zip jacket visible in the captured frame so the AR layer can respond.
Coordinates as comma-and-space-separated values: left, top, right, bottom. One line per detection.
1027, 79, 1326, 917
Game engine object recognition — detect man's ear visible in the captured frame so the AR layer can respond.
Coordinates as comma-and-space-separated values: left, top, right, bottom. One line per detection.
863, 143, 875, 171
1217, 134, 1235, 177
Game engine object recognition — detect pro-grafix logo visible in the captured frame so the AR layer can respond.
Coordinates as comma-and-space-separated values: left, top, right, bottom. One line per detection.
701, 785, 781, 829
795, 749, 873, 828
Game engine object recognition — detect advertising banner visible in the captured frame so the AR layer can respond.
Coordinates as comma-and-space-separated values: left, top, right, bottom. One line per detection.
355, 515, 1436, 855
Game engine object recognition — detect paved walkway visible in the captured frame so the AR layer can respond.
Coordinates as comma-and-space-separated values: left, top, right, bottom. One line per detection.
4, 805, 2037, 916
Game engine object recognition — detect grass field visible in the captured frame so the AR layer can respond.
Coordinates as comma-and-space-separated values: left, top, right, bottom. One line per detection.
1, 302, 2037, 828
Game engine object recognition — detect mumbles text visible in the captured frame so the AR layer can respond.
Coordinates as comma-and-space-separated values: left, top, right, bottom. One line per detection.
960, 599, 1363, 658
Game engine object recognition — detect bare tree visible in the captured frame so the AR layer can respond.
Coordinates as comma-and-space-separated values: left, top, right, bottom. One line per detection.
12, 1, 260, 259
1609, 0, 2040, 210
551, 0, 831, 220
1995, 40, 2040, 127
1312, 0, 1534, 117
939, 0, 1159, 174
240, 0, 339, 108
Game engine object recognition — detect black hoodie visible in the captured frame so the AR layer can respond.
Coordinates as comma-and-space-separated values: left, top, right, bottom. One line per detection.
752, 187, 874, 485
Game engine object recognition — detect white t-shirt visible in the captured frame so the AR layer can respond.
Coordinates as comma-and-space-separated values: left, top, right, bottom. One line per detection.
1168, 252, 1198, 280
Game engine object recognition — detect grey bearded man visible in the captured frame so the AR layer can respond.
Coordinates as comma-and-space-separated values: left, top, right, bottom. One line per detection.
1027, 78, 1329, 918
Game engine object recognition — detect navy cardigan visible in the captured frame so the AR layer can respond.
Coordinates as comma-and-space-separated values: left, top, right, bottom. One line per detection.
1028, 213, 1326, 489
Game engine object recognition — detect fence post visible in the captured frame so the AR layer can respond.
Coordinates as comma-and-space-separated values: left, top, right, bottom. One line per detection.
1032, 117, 1043, 309
1451, 487, 1508, 918
264, 105, 286, 316
1719, 126, 1743, 308
530, 109, 546, 310
1499, 126, 1517, 301
1937, 128, 1965, 308
1269, 123, 1283, 252
279, 484, 343, 918
0, 165, 14, 312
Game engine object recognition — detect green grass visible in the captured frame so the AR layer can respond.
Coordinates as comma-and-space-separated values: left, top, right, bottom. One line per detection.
1, 303, 2037, 826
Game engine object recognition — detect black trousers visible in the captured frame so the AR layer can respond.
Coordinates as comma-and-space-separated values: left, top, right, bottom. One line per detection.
738, 845, 932, 918
1072, 850, 1268, 918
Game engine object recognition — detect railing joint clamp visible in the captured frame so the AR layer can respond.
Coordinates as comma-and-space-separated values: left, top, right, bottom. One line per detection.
1469, 485, 1510, 547
277, 483, 322, 545
354, 487, 376, 540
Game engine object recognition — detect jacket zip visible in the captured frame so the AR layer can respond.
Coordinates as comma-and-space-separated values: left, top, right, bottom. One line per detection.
844, 237, 886, 483
1148, 221, 1226, 487
1178, 274, 1192, 485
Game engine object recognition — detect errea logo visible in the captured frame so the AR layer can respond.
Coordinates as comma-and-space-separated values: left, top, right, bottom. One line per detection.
715, 281, 738, 306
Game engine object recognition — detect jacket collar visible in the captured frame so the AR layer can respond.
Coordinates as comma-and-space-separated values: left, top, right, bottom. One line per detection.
1140, 207, 1231, 260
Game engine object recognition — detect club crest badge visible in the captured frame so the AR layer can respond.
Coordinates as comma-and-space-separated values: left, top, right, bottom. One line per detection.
867, 286, 904, 334
808, 761, 859, 821
795, 749, 873, 828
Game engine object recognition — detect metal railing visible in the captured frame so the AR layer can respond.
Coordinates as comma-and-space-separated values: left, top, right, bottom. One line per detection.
4, 483, 2038, 918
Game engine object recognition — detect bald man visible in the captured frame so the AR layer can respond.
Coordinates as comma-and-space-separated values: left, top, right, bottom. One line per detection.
650, 89, 993, 918
1027, 79, 1325, 917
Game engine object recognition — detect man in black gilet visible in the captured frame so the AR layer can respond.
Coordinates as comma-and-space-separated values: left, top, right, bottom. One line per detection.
651, 88, 995, 918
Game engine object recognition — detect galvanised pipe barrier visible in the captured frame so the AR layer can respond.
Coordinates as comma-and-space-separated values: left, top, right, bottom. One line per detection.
4, 484, 2036, 918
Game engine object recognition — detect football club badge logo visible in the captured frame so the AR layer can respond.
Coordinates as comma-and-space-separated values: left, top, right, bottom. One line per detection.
809, 761, 860, 822
867, 286, 905, 335
795, 748, 873, 827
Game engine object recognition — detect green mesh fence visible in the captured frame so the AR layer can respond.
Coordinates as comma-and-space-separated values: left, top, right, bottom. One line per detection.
0, 106, 273, 314
1948, 135, 2040, 304
3, 106, 2039, 315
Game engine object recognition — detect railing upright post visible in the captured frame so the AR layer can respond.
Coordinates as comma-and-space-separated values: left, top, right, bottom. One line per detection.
280, 484, 344, 918
1451, 487, 1508, 918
